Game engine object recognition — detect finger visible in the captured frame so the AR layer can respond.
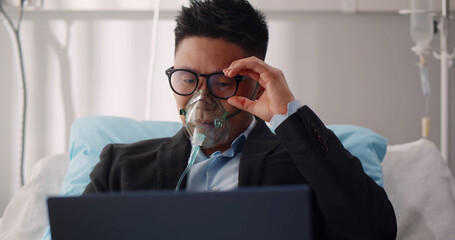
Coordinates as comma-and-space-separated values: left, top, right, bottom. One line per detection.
228, 58, 267, 77
237, 70, 260, 83
223, 68, 259, 82
225, 57, 269, 79
227, 96, 256, 115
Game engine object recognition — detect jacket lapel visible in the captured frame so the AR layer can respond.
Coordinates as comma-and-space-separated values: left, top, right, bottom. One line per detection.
156, 128, 191, 190
238, 119, 280, 187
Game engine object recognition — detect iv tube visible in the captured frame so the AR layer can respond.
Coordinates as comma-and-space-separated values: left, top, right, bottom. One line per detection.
418, 55, 431, 138
409, 0, 433, 139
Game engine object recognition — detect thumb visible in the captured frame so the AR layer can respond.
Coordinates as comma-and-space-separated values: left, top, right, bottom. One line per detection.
227, 96, 256, 115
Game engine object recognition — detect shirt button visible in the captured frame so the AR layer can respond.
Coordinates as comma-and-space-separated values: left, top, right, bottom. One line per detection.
212, 186, 220, 192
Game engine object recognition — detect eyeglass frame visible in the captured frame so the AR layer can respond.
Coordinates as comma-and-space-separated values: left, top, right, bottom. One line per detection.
165, 66, 249, 99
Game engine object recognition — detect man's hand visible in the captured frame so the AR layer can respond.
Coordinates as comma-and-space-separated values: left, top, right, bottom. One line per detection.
223, 56, 295, 122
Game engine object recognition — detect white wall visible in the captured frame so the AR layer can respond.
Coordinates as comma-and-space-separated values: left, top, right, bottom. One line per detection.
268, 12, 454, 166
0, 9, 454, 215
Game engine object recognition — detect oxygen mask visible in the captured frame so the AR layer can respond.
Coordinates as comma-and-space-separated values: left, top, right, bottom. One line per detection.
180, 90, 230, 148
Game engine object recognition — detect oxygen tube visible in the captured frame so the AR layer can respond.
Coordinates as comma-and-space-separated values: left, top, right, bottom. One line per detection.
175, 129, 206, 191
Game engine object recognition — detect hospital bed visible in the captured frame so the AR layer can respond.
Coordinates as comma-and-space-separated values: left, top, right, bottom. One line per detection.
0, 116, 454, 240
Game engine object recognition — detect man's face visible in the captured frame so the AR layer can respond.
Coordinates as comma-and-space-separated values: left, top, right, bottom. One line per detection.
173, 37, 258, 153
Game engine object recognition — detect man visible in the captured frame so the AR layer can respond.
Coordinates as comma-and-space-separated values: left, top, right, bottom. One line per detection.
84, 0, 397, 239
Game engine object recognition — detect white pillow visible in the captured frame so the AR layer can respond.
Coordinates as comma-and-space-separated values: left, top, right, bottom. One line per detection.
383, 139, 455, 240
0, 154, 69, 240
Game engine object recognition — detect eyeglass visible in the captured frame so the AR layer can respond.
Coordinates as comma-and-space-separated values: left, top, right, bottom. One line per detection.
165, 67, 249, 99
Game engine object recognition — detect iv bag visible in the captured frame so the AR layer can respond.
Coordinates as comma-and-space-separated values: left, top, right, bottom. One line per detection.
410, 0, 433, 46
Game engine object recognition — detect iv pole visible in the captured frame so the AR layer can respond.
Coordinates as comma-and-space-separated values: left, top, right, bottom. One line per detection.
435, 0, 452, 163
401, 0, 454, 163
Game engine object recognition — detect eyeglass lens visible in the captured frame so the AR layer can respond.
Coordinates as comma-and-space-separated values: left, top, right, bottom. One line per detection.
170, 70, 238, 98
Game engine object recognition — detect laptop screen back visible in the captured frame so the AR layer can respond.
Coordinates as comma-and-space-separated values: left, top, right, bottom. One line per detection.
47, 185, 312, 240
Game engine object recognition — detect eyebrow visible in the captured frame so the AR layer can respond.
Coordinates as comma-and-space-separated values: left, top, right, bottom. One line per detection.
175, 65, 197, 72
175, 67, 225, 75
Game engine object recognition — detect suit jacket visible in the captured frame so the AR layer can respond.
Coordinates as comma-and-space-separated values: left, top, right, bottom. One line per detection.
84, 106, 397, 239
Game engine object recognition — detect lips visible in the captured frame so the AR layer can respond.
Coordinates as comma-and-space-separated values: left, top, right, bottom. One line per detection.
193, 119, 215, 128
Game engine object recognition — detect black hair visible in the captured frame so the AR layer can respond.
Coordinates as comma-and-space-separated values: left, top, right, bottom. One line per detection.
174, 0, 269, 60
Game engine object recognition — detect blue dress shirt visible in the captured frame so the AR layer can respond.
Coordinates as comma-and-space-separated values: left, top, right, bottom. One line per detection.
186, 100, 303, 192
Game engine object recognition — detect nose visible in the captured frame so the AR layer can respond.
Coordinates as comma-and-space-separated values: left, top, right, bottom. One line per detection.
193, 97, 216, 111
196, 76, 209, 92
191, 89, 216, 108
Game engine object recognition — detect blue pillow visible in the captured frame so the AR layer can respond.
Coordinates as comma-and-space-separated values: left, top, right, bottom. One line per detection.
43, 116, 387, 240
60, 117, 386, 197
63, 117, 387, 196
41, 117, 183, 240
60, 116, 183, 196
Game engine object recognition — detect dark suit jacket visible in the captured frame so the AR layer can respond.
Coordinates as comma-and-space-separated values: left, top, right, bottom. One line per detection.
84, 106, 397, 239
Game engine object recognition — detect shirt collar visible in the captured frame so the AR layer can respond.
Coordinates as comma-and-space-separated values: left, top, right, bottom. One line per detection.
231, 116, 256, 154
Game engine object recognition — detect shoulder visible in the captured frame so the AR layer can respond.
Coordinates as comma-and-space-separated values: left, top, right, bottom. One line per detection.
107, 129, 189, 167
110, 137, 172, 155
102, 138, 170, 167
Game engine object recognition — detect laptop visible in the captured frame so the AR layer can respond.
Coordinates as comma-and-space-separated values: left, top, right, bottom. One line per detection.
47, 185, 312, 240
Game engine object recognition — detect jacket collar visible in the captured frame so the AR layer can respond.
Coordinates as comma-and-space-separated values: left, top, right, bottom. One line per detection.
156, 119, 279, 190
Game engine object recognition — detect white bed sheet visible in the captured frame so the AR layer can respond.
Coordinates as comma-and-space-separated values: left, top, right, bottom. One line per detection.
0, 154, 68, 240
383, 139, 455, 240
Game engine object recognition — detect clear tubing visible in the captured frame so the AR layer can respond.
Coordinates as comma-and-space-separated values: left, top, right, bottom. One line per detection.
175, 131, 206, 191
175, 144, 199, 191
418, 55, 431, 99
